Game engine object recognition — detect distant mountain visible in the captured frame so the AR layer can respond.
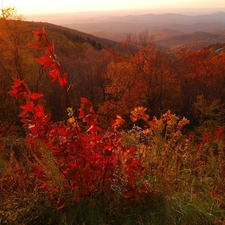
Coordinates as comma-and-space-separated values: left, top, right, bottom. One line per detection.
23, 21, 118, 49
154, 31, 225, 50
151, 28, 184, 41
12, 12, 225, 52
62, 11, 225, 47
77, 11, 225, 25
63, 21, 144, 41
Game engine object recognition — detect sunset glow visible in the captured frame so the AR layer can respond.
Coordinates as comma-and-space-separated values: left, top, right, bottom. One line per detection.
3, 0, 225, 15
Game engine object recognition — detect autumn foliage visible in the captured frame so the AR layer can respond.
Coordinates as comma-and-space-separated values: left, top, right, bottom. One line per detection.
7, 28, 150, 204
29, 27, 67, 86
1, 27, 225, 224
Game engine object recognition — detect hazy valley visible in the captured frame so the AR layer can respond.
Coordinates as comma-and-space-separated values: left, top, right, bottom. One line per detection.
58, 11, 225, 50
1, 7, 225, 224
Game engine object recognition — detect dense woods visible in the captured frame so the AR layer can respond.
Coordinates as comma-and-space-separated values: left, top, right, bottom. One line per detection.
0, 8, 225, 225
1, 13, 225, 134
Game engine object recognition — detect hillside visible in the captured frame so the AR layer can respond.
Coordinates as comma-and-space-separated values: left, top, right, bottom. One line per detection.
1, 11, 225, 225
25, 21, 119, 49
1, 14, 225, 59
154, 31, 225, 49
5, 12, 224, 52
0, 18, 123, 123
0, 18, 119, 52
62, 11, 225, 50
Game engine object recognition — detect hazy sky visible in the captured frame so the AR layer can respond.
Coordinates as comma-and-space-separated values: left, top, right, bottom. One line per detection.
3, 0, 225, 15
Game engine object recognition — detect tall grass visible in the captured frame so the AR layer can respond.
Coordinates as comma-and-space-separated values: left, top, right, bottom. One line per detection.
1, 122, 225, 224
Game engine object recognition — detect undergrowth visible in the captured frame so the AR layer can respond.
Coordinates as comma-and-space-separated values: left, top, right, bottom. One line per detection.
0, 27, 225, 225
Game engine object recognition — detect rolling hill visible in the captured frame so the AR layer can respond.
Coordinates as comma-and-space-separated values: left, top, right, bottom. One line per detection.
154, 31, 225, 48
0, 18, 119, 51
2, 12, 225, 55
62, 11, 225, 50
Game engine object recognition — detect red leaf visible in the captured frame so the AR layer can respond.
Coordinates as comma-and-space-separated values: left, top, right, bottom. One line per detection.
79, 110, 85, 119
9, 78, 30, 100
34, 104, 45, 117
45, 42, 54, 55
52, 61, 61, 70
36, 56, 53, 68
9, 89, 18, 98
70, 162, 77, 168
20, 118, 30, 124
32, 27, 44, 39
19, 111, 29, 118
31, 167, 42, 175
94, 153, 102, 159
130, 159, 141, 168
12, 78, 23, 88
58, 77, 67, 86
20, 100, 34, 112
30, 92, 44, 100
81, 97, 89, 104
49, 69, 60, 82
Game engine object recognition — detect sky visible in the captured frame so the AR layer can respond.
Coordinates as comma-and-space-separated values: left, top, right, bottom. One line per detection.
3, 0, 225, 15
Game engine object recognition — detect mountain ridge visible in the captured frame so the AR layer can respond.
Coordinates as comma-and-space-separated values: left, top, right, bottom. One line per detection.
62, 11, 225, 43
54, 11, 225, 50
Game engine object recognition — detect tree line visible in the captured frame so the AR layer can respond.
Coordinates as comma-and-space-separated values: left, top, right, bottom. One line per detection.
1, 8, 225, 139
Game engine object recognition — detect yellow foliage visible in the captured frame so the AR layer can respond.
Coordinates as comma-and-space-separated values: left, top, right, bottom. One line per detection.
130, 107, 149, 122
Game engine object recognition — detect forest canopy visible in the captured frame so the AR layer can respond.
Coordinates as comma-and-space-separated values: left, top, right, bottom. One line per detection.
0, 8, 225, 225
